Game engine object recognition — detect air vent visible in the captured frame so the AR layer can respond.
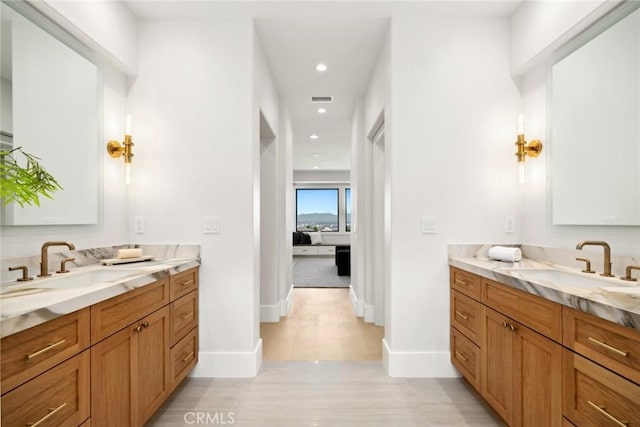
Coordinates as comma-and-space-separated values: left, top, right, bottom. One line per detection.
311, 96, 333, 103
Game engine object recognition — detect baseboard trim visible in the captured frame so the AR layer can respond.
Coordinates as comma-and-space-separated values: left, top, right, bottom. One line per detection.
260, 303, 280, 323
348, 286, 363, 316
280, 285, 294, 316
382, 338, 459, 378
363, 303, 375, 323
191, 339, 263, 378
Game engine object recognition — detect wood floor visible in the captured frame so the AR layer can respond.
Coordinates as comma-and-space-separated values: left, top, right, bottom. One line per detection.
260, 288, 384, 360
149, 361, 503, 426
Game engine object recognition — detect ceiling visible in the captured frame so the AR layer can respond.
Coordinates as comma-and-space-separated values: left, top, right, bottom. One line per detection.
125, 1, 521, 172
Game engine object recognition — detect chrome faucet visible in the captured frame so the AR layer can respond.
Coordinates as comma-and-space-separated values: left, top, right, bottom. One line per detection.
39, 241, 76, 277
576, 240, 613, 277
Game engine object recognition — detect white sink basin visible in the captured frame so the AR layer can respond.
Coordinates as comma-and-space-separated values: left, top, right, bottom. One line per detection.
511, 269, 617, 289
1, 269, 136, 296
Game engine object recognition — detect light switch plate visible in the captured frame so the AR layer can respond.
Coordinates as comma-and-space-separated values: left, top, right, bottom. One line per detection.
204, 216, 220, 234
422, 216, 439, 234
505, 216, 515, 233
134, 216, 145, 234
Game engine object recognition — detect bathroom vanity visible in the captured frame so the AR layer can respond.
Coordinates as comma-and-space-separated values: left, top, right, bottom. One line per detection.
449, 254, 640, 426
0, 255, 199, 427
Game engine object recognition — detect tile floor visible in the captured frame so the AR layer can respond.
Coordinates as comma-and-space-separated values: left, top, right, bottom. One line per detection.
149, 361, 502, 426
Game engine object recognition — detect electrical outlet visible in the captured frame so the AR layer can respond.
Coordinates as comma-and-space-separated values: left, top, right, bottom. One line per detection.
505, 216, 515, 233
422, 216, 439, 234
134, 216, 145, 234
204, 216, 220, 234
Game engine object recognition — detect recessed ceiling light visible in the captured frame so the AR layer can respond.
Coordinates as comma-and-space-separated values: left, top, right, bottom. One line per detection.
312, 154, 320, 157
316, 63, 328, 72
309, 134, 319, 140
313, 166, 320, 169
317, 108, 327, 114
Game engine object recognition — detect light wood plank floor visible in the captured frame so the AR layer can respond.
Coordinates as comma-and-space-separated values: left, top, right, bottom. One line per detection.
149, 361, 503, 426
260, 288, 384, 360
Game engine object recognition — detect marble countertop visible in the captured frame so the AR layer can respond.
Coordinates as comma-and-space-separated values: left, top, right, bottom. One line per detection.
449, 256, 640, 330
0, 257, 200, 338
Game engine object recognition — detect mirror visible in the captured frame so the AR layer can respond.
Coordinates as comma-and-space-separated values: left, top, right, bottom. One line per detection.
549, 3, 640, 226
0, 1, 100, 225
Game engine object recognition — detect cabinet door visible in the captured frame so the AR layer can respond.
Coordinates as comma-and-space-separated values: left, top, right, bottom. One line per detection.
138, 306, 171, 425
482, 306, 513, 424
91, 326, 137, 427
513, 322, 562, 427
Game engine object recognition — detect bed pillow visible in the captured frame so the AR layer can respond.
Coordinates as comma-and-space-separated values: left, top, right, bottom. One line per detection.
293, 232, 301, 245
308, 232, 323, 245
301, 232, 312, 244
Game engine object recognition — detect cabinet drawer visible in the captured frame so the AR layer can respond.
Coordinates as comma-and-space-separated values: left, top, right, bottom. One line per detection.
293, 246, 316, 256
451, 327, 481, 391
170, 291, 198, 346
563, 350, 640, 426
1, 308, 90, 393
317, 246, 336, 255
563, 306, 640, 385
91, 279, 169, 343
483, 278, 562, 343
450, 290, 481, 345
170, 268, 199, 301
450, 267, 481, 300
170, 327, 198, 391
2, 350, 90, 427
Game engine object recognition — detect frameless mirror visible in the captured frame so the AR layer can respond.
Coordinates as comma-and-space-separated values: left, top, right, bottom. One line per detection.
549, 3, 640, 226
0, 1, 100, 225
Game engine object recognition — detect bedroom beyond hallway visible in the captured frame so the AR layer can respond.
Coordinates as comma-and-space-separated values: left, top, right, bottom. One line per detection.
260, 288, 384, 360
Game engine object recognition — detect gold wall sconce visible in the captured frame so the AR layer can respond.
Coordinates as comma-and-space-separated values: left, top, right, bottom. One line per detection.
515, 114, 542, 183
107, 114, 134, 184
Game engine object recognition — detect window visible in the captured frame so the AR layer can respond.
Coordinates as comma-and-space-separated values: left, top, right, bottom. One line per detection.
296, 188, 339, 232
345, 188, 351, 232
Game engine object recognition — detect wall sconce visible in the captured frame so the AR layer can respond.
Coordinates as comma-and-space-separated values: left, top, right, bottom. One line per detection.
107, 114, 134, 184
515, 114, 542, 184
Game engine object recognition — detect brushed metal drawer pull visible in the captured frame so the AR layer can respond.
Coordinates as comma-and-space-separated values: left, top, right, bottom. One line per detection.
588, 401, 628, 427
182, 312, 194, 320
182, 351, 194, 362
27, 402, 67, 427
26, 339, 66, 359
181, 279, 194, 287
507, 323, 516, 333
500, 320, 508, 328
455, 310, 469, 320
588, 337, 629, 357
454, 278, 467, 286
135, 325, 143, 333
142, 321, 150, 328
455, 351, 468, 362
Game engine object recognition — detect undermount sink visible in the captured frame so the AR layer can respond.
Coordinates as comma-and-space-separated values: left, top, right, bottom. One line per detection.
1, 269, 136, 296
510, 269, 622, 290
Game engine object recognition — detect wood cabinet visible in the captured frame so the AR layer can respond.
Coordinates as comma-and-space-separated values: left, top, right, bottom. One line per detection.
1, 307, 90, 393
0, 266, 199, 427
451, 267, 563, 427
451, 266, 640, 427
2, 350, 90, 427
563, 350, 640, 426
92, 306, 170, 427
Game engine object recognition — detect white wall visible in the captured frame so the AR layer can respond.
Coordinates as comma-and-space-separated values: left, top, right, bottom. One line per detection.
277, 104, 294, 316
515, 2, 640, 256
127, 17, 262, 377
383, 12, 521, 377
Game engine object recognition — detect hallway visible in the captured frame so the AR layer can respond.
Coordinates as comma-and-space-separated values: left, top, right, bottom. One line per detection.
261, 288, 384, 360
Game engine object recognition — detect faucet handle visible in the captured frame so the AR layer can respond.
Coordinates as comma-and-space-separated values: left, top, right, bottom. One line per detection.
576, 258, 595, 274
56, 258, 76, 274
621, 265, 640, 282
8, 266, 34, 282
